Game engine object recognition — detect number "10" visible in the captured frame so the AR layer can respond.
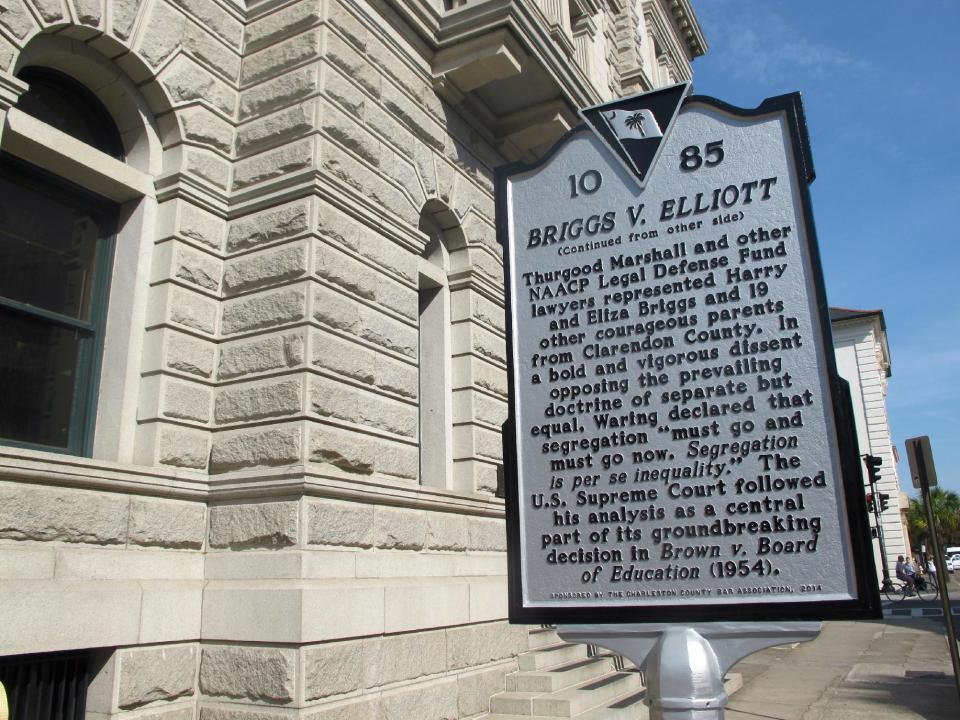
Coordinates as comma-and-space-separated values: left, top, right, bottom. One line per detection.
569, 170, 602, 197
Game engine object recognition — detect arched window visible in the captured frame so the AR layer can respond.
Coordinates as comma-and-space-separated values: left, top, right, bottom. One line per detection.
418, 209, 454, 488
0, 68, 122, 454
15, 68, 124, 159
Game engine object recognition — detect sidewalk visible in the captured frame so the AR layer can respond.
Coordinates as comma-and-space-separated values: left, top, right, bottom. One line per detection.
725, 618, 959, 720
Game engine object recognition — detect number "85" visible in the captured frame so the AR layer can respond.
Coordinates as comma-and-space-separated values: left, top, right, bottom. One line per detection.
680, 140, 724, 171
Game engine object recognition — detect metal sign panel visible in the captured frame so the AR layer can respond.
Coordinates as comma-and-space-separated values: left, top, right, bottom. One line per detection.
496, 92, 881, 623
905, 435, 937, 489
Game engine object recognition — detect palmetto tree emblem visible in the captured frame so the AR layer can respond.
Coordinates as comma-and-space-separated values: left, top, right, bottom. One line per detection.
623, 111, 647, 136
580, 81, 689, 187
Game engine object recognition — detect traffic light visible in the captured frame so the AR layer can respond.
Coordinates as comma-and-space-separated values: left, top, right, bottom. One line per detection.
865, 454, 883, 485
866, 492, 875, 513
878, 493, 890, 512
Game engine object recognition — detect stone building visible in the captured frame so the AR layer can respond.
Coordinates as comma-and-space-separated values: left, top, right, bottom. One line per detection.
0, 0, 705, 717
831, 307, 908, 585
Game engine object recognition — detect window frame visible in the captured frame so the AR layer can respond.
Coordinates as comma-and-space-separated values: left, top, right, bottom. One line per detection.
0, 152, 119, 456
0, 55, 155, 459
0, 32, 166, 464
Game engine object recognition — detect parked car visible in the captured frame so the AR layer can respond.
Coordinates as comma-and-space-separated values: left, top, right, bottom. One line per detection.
946, 555, 960, 572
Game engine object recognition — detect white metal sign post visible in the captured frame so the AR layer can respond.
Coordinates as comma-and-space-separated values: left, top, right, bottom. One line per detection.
496, 86, 881, 718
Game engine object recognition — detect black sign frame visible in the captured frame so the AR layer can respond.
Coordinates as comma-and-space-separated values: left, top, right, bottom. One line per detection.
496, 93, 882, 624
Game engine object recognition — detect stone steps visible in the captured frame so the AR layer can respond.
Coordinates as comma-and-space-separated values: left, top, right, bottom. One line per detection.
490, 669, 641, 717
518, 641, 589, 671
535, 668, 643, 716
506, 655, 616, 693
578, 674, 742, 720
576, 688, 647, 720
479, 628, 744, 720
527, 626, 561, 649
485, 672, 742, 720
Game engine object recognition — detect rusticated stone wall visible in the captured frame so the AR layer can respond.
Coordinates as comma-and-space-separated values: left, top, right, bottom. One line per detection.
0, 0, 515, 716
0, 482, 205, 549
0, 0, 703, 717
213, 0, 508, 497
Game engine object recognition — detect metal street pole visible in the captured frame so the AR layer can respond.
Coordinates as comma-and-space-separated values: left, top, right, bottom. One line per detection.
863, 454, 892, 590
912, 438, 960, 701
873, 494, 892, 590
872, 492, 892, 587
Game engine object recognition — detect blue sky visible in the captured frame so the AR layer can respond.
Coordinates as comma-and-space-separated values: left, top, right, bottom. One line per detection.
690, 0, 960, 496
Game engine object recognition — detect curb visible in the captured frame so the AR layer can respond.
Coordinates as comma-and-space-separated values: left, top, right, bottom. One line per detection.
884, 606, 960, 618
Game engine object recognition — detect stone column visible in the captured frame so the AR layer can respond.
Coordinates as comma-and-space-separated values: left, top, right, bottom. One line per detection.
573, 12, 611, 97
199, 1, 516, 715
614, 0, 651, 94
131, 0, 243, 471
449, 238, 509, 495
572, 15, 595, 73
217, 0, 426, 478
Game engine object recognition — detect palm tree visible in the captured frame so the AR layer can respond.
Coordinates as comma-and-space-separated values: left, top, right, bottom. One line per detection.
906, 487, 960, 549
623, 112, 647, 136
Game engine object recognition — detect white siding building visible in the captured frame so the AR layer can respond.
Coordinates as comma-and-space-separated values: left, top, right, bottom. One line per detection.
831, 307, 907, 585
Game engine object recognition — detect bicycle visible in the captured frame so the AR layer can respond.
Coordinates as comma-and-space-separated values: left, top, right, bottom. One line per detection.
882, 575, 939, 602
915, 574, 940, 601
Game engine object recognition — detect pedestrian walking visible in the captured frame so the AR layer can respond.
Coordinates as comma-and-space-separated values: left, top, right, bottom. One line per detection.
927, 556, 938, 587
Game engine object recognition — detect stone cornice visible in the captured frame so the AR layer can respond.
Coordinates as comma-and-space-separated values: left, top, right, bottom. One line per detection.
222, 174, 508, 305
155, 171, 232, 217
0, 447, 209, 500
572, 12, 600, 37
449, 266, 505, 307
437, 0, 603, 109
570, 0, 603, 18
831, 312, 891, 377
244, 0, 300, 21
0, 449, 506, 516
618, 65, 654, 93
381, 0, 446, 45
209, 0, 248, 22
644, 1, 693, 81
657, 0, 707, 59
224, 168, 427, 257
208, 464, 506, 516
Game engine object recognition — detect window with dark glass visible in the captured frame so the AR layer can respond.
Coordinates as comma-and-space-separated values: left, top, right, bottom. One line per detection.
15, 67, 124, 159
0, 68, 122, 454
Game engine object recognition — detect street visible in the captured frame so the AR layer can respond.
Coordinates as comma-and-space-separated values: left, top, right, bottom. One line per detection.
882, 572, 960, 619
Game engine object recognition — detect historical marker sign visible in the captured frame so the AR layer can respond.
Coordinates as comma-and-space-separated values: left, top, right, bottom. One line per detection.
496, 87, 881, 623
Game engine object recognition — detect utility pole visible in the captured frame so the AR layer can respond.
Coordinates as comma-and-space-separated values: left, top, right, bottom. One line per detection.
906, 436, 960, 702
863, 454, 892, 591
